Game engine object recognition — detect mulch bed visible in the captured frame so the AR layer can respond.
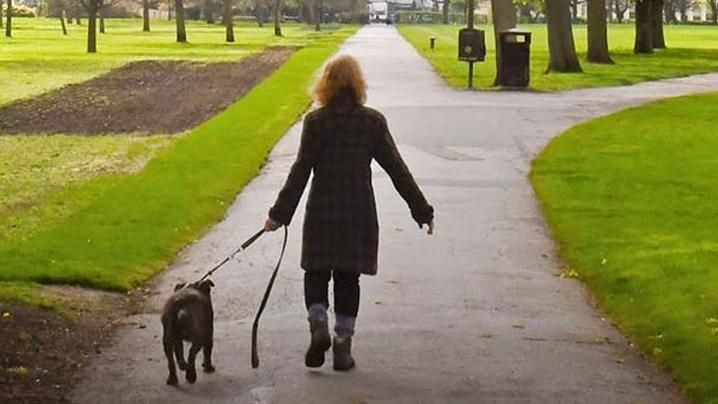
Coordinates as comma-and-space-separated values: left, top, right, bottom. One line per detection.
0, 48, 295, 135
0, 288, 146, 403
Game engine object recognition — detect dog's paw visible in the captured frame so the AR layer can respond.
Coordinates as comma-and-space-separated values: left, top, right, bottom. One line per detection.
186, 368, 197, 384
166, 374, 179, 386
178, 361, 188, 371
202, 363, 215, 373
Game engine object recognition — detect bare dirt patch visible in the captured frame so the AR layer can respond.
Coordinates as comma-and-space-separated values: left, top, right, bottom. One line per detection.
0, 287, 147, 403
0, 48, 294, 135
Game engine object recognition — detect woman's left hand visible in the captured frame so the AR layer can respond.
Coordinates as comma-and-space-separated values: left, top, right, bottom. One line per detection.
264, 217, 281, 232
421, 220, 434, 235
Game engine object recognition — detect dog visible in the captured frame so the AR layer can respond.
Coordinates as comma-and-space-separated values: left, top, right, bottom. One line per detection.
161, 279, 215, 385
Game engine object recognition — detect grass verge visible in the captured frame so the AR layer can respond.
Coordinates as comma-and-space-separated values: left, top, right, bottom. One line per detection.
398, 24, 718, 91
531, 92, 718, 402
0, 26, 357, 291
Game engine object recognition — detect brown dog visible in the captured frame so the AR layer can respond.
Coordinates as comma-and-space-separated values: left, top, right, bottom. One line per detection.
161, 279, 215, 385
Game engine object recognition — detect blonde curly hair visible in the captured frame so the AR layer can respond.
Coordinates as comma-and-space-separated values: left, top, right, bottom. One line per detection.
313, 55, 367, 106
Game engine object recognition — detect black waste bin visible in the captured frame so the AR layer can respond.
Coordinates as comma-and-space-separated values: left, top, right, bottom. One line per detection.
498, 29, 531, 88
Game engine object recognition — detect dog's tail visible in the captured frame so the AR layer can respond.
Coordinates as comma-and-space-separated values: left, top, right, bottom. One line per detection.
176, 308, 190, 327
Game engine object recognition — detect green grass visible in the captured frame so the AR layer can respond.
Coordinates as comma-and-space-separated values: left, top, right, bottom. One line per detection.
399, 24, 718, 91
0, 25, 357, 291
0, 18, 337, 105
531, 92, 718, 402
0, 135, 173, 242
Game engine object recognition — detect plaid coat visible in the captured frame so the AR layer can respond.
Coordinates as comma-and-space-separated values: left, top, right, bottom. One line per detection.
268, 94, 434, 275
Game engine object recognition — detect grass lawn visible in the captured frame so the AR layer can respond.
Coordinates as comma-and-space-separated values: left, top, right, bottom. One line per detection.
0, 19, 356, 303
399, 24, 718, 91
531, 92, 718, 402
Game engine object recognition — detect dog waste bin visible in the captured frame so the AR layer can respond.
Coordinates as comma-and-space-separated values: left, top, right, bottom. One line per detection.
498, 29, 531, 88
458, 28, 486, 62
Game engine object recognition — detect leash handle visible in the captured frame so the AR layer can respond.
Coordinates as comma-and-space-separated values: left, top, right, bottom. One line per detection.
251, 225, 288, 369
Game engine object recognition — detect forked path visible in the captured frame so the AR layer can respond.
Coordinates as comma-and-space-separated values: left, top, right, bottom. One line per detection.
71, 26, 718, 403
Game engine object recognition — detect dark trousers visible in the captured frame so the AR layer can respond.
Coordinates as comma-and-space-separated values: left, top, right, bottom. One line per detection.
304, 271, 360, 317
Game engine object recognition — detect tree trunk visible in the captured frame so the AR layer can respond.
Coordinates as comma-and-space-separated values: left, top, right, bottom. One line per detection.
68, 14, 73, 23
143, 0, 151, 31
442, 0, 450, 23
634, 0, 653, 53
652, 0, 666, 48
712, 1, 718, 24
224, 0, 234, 41
570, 0, 578, 21
204, 0, 214, 23
168, 0, 172, 20
175, 0, 186, 42
87, 5, 97, 53
587, 0, 613, 63
76, 17, 82, 25
491, 0, 517, 85
273, 0, 282, 36
255, 0, 264, 27
0, 1, 3, 29
546, 0, 582, 72
314, 0, 321, 31
99, 10, 105, 33
60, 10, 68, 35
5, 0, 12, 38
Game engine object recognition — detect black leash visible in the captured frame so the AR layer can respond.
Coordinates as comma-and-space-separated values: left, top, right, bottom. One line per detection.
251, 225, 288, 369
197, 228, 266, 283
193, 225, 288, 369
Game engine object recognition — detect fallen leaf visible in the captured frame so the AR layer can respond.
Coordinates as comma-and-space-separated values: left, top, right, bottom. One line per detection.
7, 366, 29, 376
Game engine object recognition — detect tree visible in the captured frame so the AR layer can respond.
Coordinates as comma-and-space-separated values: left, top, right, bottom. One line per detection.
204, 0, 214, 22
614, 0, 630, 22
224, 0, 234, 41
143, 0, 151, 31
491, 0, 516, 85
443, 0, 450, 23
664, 0, 678, 22
516, 0, 545, 23
652, 0, 666, 48
175, 0, 187, 42
546, 0, 582, 72
99, 8, 105, 33
60, 9, 68, 35
587, 0, 613, 63
314, 0, 321, 30
708, 0, 718, 23
0, 0, 3, 29
79, 0, 101, 52
634, 0, 653, 53
273, 0, 282, 36
5, 0, 12, 38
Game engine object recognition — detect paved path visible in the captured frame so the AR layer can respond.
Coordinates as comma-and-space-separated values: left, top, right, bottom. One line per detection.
71, 26, 718, 404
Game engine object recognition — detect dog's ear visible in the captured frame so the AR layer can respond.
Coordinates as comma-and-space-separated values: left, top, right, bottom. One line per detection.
198, 279, 214, 293
174, 283, 186, 292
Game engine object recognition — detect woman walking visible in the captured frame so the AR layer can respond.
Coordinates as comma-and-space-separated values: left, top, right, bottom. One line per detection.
265, 55, 434, 371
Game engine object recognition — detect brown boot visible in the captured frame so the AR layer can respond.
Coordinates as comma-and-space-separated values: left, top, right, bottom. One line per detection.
332, 337, 355, 371
305, 318, 331, 368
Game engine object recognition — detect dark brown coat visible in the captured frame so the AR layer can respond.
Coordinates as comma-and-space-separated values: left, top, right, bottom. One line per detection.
269, 95, 433, 275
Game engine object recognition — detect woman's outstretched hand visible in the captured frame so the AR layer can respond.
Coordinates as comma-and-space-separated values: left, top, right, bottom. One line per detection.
264, 217, 281, 232
422, 220, 434, 235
